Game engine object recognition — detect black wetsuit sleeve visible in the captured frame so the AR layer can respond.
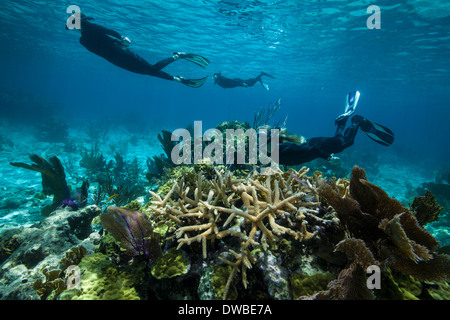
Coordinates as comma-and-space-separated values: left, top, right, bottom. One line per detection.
82, 20, 122, 39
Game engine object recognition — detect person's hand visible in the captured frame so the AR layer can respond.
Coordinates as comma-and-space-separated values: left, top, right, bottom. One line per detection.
121, 36, 131, 47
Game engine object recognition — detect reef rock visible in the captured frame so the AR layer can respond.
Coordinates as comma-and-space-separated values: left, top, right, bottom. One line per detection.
0, 205, 101, 299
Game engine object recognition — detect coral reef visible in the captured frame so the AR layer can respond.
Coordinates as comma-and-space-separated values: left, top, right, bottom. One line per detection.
0, 205, 101, 299
150, 247, 190, 279
146, 166, 328, 299
10, 155, 71, 216
80, 146, 146, 207
309, 166, 450, 300
411, 190, 442, 226
79, 142, 106, 177
66, 252, 143, 300
2, 151, 449, 301
290, 271, 335, 299
33, 266, 66, 300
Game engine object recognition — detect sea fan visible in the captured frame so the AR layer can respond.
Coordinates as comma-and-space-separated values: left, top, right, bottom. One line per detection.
101, 206, 162, 260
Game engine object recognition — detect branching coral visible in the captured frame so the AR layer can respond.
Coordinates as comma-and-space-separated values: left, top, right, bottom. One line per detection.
147, 166, 325, 299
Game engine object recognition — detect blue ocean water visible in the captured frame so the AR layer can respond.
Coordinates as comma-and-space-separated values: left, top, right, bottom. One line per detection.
0, 1, 449, 216
1, 1, 449, 157
0, 2, 449, 212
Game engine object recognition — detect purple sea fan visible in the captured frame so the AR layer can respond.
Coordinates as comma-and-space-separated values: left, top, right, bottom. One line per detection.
101, 206, 162, 260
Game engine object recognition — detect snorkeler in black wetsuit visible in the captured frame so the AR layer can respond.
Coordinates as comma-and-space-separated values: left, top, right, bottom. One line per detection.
71, 15, 210, 88
277, 91, 394, 166
213, 72, 274, 90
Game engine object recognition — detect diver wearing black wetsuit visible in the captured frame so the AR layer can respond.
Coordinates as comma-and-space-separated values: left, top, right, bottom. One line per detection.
75, 15, 210, 88
278, 116, 362, 165
277, 91, 394, 166
213, 72, 274, 90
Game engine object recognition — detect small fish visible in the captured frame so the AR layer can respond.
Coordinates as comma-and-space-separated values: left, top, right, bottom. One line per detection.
106, 194, 119, 202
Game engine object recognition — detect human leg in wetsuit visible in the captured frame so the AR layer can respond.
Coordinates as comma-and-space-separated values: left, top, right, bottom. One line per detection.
241, 72, 274, 90
78, 18, 209, 88
213, 72, 274, 90
277, 115, 361, 166
277, 91, 394, 166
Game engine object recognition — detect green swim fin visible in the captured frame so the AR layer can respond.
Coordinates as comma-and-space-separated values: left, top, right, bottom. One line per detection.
358, 118, 394, 146
174, 52, 210, 68
179, 75, 209, 88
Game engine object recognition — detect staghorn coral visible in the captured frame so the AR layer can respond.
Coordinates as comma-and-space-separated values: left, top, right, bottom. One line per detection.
317, 166, 450, 298
147, 166, 326, 299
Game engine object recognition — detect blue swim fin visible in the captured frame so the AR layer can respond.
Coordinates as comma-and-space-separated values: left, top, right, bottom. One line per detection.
336, 91, 360, 124
357, 117, 394, 146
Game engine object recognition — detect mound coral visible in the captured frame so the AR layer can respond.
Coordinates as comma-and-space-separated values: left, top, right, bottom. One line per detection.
68, 252, 142, 300
150, 247, 190, 279
147, 166, 328, 299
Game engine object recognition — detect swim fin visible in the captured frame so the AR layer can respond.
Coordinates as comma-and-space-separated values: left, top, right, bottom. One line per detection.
261, 81, 270, 91
259, 72, 274, 90
261, 72, 275, 78
174, 52, 210, 68
179, 75, 209, 88
357, 117, 394, 146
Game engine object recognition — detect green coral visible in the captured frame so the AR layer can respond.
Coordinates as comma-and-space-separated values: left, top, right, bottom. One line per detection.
152, 165, 214, 203
198, 264, 237, 300
426, 281, 450, 300
211, 265, 237, 300
124, 199, 144, 212
377, 269, 423, 300
69, 252, 142, 300
396, 273, 422, 300
150, 248, 190, 279
153, 221, 172, 237
290, 272, 335, 299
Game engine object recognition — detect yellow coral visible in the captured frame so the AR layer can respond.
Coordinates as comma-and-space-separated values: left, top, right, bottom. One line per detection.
290, 272, 335, 299
70, 253, 141, 300
150, 248, 190, 279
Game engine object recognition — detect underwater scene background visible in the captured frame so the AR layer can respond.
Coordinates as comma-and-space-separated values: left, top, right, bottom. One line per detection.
0, 0, 449, 301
